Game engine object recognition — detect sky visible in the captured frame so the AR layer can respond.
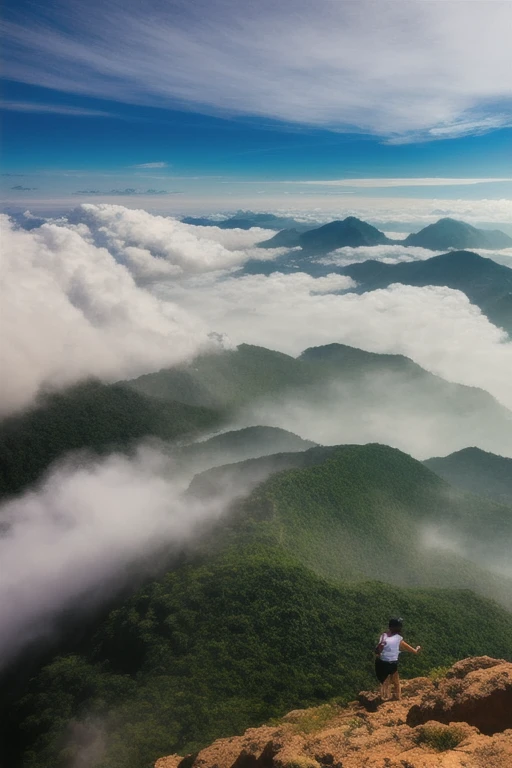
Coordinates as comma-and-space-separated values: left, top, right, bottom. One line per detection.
1, 0, 512, 219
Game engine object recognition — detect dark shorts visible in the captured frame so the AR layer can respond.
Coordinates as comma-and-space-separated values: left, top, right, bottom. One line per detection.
375, 657, 398, 683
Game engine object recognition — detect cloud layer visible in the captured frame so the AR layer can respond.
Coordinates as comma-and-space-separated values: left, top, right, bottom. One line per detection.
160, 274, 512, 412
0, 205, 286, 415
2, 0, 512, 140
2, 203, 511, 427
0, 446, 241, 666
0, 213, 208, 415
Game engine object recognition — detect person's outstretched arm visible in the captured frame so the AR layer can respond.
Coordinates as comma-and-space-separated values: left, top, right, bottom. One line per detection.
400, 640, 421, 653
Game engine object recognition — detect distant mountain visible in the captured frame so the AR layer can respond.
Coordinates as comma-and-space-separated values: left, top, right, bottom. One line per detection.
131, 344, 317, 409
182, 211, 313, 231
132, 343, 512, 459
404, 218, 512, 250
425, 447, 512, 505
257, 227, 302, 249
178, 426, 316, 476
340, 250, 512, 335
4, 343, 511, 500
299, 217, 392, 252
257, 217, 392, 252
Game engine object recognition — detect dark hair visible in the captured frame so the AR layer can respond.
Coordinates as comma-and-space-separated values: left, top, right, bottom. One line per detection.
389, 617, 403, 629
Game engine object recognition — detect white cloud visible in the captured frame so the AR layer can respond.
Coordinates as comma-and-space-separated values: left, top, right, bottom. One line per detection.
0, 205, 287, 415
2, 1, 512, 139
158, 274, 512, 412
273, 178, 512, 188
133, 162, 168, 169
239, 373, 512, 461
263, 198, 512, 227
0, 446, 243, 666
318, 244, 440, 267
2, 203, 511, 426
62, 203, 283, 280
0, 100, 115, 117
0, 213, 210, 416
9, 197, 512, 229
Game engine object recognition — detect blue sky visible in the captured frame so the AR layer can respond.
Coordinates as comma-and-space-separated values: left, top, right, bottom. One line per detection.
1, 0, 512, 216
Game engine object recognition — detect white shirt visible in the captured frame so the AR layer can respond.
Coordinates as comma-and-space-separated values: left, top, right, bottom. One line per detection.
379, 632, 403, 662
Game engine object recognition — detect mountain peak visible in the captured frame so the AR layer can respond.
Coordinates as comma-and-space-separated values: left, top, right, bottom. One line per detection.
299, 217, 391, 252
405, 218, 512, 250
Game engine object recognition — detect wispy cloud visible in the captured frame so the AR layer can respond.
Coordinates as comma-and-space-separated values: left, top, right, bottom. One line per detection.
133, 162, 168, 169
2, 1, 512, 140
0, 100, 115, 117
285, 178, 512, 188
72, 188, 178, 196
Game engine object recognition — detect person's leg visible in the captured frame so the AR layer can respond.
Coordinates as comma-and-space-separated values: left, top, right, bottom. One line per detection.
380, 676, 391, 700
390, 671, 401, 700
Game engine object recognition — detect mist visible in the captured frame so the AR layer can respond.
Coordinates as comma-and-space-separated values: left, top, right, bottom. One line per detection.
235, 371, 512, 460
0, 444, 249, 668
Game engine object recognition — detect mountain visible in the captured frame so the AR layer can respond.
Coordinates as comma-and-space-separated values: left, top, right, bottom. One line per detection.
177, 426, 316, 476
257, 227, 302, 249
4, 342, 511, 500
156, 657, 512, 768
0, 380, 222, 498
485, 292, 512, 334
425, 447, 512, 505
203, 443, 512, 593
132, 343, 512, 459
298, 217, 392, 253
6, 444, 512, 768
258, 217, 392, 253
182, 211, 313, 231
130, 344, 317, 409
340, 250, 512, 334
404, 218, 512, 250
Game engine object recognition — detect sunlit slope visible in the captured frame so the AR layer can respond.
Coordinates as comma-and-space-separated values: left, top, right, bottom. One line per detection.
196, 443, 512, 605
11, 555, 512, 768
6, 443, 512, 768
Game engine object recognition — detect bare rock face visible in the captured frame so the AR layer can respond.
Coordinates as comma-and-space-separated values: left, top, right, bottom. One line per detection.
155, 658, 512, 768
406, 657, 512, 734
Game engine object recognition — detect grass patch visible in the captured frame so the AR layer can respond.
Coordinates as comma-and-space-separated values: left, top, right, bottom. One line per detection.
426, 666, 450, 682
291, 704, 339, 734
415, 724, 466, 752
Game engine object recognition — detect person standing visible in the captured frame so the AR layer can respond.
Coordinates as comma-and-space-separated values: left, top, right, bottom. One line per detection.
375, 617, 421, 700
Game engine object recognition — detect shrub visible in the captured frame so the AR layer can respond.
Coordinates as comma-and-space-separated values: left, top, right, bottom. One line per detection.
415, 724, 466, 751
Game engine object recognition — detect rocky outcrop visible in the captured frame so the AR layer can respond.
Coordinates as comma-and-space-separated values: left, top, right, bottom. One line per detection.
406, 656, 512, 735
156, 658, 512, 768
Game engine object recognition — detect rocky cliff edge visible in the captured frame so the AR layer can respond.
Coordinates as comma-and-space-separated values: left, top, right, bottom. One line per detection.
155, 656, 512, 768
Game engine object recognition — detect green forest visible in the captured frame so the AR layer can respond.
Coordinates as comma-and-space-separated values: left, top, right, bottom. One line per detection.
4, 444, 512, 768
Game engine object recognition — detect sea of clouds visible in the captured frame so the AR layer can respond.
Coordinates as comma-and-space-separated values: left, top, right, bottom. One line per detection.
1, 202, 511, 661
2, 203, 512, 416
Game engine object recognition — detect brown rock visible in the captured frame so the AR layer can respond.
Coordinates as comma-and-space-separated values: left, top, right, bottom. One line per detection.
156, 658, 512, 768
407, 658, 512, 734
446, 656, 507, 679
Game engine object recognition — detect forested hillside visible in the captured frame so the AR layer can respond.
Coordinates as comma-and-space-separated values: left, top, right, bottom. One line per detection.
425, 447, 512, 505
0, 381, 223, 497
5, 444, 512, 768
